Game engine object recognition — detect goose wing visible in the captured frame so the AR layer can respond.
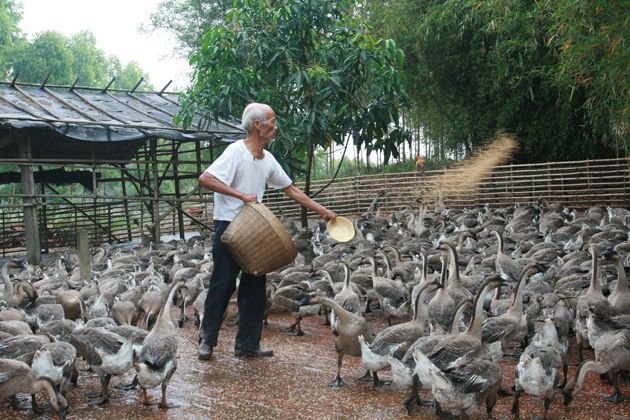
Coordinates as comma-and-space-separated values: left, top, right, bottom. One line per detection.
372, 323, 421, 357
0, 358, 31, 385
525, 346, 562, 375
139, 333, 177, 369
70, 327, 124, 366
482, 316, 517, 343
444, 357, 501, 394
0, 335, 49, 363
427, 335, 479, 369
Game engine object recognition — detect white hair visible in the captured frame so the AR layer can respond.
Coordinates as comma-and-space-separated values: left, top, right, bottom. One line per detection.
241, 103, 273, 134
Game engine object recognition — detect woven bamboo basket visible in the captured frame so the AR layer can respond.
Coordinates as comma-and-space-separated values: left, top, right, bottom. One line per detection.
221, 202, 297, 276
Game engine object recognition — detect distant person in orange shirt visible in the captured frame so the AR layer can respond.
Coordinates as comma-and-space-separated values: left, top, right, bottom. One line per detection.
415, 155, 425, 172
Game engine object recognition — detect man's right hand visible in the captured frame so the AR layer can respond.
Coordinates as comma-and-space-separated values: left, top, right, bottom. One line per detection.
241, 193, 258, 203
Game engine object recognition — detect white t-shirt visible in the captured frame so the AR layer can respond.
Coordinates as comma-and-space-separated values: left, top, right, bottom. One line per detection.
205, 140, 292, 221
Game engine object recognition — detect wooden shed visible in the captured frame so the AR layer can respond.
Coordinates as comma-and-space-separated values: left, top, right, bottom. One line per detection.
0, 80, 244, 264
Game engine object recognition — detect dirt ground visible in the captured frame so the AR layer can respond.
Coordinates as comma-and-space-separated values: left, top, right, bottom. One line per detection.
2, 302, 629, 420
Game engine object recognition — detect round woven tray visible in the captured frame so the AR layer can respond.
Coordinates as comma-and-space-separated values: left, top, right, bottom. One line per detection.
221, 202, 297, 276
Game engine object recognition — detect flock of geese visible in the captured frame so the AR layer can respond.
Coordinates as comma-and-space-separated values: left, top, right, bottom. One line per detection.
0, 195, 629, 419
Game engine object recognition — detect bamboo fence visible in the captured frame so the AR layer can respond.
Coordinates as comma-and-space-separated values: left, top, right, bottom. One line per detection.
1, 157, 629, 255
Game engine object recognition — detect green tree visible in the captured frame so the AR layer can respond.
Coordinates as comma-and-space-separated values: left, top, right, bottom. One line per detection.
366, 0, 628, 162
179, 0, 409, 226
148, 0, 233, 54
0, 0, 22, 79
67, 31, 110, 86
11, 31, 74, 84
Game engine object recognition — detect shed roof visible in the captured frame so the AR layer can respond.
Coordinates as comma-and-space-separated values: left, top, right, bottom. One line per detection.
0, 81, 245, 160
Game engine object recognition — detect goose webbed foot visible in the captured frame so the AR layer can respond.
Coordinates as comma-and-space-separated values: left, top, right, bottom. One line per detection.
158, 383, 179, 409
116, 375, 139, 390
282, 320, 304, 336
605, 391, 627, 404
360, 370, 372, 382
371, 372, 391, 388
329, 374, 346, 388
404, 395, 417, 415
497, 387, 514, 396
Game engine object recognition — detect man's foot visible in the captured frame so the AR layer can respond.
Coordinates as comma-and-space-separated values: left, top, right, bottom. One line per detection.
198, 342, 213, 360
234, 347, 273, 358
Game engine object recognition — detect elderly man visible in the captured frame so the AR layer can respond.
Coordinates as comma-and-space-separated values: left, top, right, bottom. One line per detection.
197, 103, 337, 360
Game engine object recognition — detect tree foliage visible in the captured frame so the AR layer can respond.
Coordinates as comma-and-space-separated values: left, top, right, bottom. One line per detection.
0, 0, 21, 79
179, 0, 409, 184
366, 0, 628, 162
0, 2, 154, 91
148, 0, 233, 55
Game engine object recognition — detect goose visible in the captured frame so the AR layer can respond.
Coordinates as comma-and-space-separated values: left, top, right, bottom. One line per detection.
110, 297, 138, 326
491, 229, 523, 284
139, 282, 169, 330
512, 318, 563, 420
0, 358, 67, 418
330, 265, 361, 329
439, 241, 474, 303
481, 263, 540, 354
428, 255, 456, 334
413, 349, 502, 418
70, 326, 134, 404
406, 274, 505, 371
574, 244, 612, 362
563, 327, 630, 405
272, 283, 312, 336
304, 294, 372, 387
606, 250, 630, 315
410, 251, 431, 318
384, 245, 423, 283
34, 303, 65, 329
193, 289, 207, 329
52, 289, 84, 321
31, 341, 78, 395
135, 280, 185, 408
399, 275, 504, 415
366, 255, 409, 325
178, 272, 207, 327
1, 261, 32, 308
358, 281, 436, 386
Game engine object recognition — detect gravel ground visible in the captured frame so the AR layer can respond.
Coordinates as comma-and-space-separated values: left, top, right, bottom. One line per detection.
1, 302, 629, 420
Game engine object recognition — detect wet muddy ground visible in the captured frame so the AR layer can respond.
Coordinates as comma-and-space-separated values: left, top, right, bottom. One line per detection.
2, 302, 629, 419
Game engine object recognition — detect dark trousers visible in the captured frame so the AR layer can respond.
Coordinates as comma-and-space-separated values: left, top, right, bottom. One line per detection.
200, 220, 267, 351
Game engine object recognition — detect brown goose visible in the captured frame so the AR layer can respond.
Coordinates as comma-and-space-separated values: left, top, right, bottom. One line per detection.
512, 319, 563, 420
606, 250, 630, 315
439, 241, 474, 304
358, 281, 436, 386
0, 358, 67, 418
428, 255, 456, 334
491, 230, 522, 284
70, 326, 134, 404
305, 294, 372, 387
481, 263, 540, 352
575, 244, 611, 362
31, 341, 78, 395
563, 327, 630, 405
136, 280, 185, 408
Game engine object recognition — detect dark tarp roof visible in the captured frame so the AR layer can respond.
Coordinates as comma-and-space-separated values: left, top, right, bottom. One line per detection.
0, 82, 245, 160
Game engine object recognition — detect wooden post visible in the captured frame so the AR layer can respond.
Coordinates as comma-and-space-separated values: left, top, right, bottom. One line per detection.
173, 143, 185, 239
18, 136, 41, 265
120, 170, 132, 241
150, 139, 161, 242
77, 230, 91, 281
